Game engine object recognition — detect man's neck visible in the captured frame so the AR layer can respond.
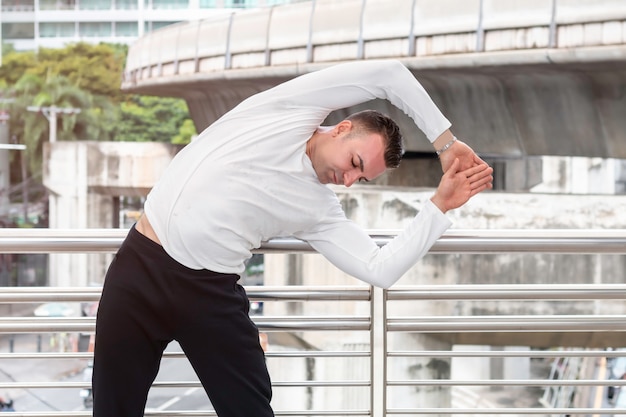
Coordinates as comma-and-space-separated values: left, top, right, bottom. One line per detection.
306, 126, 332, 158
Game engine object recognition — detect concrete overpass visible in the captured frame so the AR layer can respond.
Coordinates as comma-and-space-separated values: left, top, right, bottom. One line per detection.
121, 0, 626, 161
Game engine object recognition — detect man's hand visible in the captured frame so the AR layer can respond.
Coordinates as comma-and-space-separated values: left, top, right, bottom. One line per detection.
430, 158, 493, 214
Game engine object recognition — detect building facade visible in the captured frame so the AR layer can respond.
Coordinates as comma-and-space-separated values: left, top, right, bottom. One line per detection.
1, 0, 307, 51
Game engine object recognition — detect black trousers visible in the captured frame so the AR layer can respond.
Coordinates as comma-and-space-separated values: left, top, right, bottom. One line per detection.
92, 226, 273, 417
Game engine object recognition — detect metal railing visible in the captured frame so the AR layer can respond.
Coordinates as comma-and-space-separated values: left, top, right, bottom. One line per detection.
0, 228, 626, 416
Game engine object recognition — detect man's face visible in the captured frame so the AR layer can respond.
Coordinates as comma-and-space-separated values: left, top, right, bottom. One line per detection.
311, 122, 387, 187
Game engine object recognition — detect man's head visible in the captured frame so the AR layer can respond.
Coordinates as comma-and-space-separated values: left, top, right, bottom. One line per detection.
306, 110, 404, 187
345, 110, 404, 169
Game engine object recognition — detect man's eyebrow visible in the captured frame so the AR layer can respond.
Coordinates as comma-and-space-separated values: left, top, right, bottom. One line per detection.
357, 155, 370, 182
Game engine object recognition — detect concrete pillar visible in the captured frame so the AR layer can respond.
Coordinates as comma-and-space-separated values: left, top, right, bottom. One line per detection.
43, 141, 180, 286
46, 143, 88, 287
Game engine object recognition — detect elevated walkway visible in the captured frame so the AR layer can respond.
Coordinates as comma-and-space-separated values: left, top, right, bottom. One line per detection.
120, 0, 626, 159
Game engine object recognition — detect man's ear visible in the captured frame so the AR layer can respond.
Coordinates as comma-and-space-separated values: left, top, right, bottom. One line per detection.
334, 120, 353, 137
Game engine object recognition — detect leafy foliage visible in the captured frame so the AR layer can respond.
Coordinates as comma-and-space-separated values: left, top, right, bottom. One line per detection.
0, 43, 127, 100
0, 42, 196, 147
117, 95, 194, 143
0, 41, 196, 223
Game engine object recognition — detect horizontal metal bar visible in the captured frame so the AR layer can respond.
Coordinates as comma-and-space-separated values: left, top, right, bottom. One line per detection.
7, 283, 626, 303
387, 408, 626, 415
273, 380, 370, 388
27, 411, 622, 417
4, 313, 626, 333
0, 286, 370, 303
0, 410, 372, 417
0, 381, 90, 389
0, 144, 26, 150
6, 377, 625, 391
388, 349, 620, 358
0, 352, 95, 360
266, 351, 370, 358
0, 349, 613, 360
256, 320, 370, 331
0, 316, 370, 333
387, 379, 626, 387
1, 228, 625, 254
0, 351, 371, 360
246, 286, 371, 301
388, 284, 626, 300
0, 380, 369, 390
272, 412, 369, 417
387, 314, 626, 332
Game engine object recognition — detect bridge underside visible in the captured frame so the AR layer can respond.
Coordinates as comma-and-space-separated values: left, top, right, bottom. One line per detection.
125, 55, 626, 160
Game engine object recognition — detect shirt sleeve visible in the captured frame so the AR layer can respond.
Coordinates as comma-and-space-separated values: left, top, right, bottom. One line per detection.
294, 199, 452, 289
259, 59, 451, 142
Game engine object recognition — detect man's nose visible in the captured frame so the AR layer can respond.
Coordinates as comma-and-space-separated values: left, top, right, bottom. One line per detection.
343, 171, 358, 187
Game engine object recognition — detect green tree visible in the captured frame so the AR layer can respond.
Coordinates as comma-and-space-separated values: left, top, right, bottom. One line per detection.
0, 49, 37, 85
9, 72, 112, 173
172, 119, 197, 145
1, 42, 195, 147
1, 42, 127, 101
117, 95, 195, 143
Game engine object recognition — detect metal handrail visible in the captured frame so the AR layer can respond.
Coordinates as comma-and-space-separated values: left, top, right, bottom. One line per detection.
1, 228, 626, 253
1, 230, 626, 416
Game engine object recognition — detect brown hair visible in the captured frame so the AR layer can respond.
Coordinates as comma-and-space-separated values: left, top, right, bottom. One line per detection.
345, 110, 404, 169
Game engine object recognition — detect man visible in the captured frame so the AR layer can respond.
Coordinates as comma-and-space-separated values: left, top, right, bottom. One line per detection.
92, 59, 493, 417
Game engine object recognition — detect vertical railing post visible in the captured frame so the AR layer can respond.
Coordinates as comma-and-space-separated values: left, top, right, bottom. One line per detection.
476, 0, 485, 52
549, 0, 558, 48
264, 5, 275, 66
306, 0, 316, 63
370, 285, 387, 417
193, 19, 202, 73
225, 12, 235, 70
357, 0, 367, 60
408, 0, 417, 56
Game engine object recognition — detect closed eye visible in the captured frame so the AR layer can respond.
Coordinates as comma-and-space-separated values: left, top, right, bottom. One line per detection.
353, 155, 368, 182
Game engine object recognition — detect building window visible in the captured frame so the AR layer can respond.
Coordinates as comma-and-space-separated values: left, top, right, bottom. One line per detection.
2, 22, 35, 39
115, 0, 138, 9
144, 21, 177, 32
223, 0, 257, 7
39, 0, 75, 10
79, 0, 112, 9
265, 0, 302, 4
115, 22, 138, 36
40, 22, 75, 37
79, 22, 112, 37
145, 0, 188, 9
198, 0, 215, 7
1, 0, 35, 12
